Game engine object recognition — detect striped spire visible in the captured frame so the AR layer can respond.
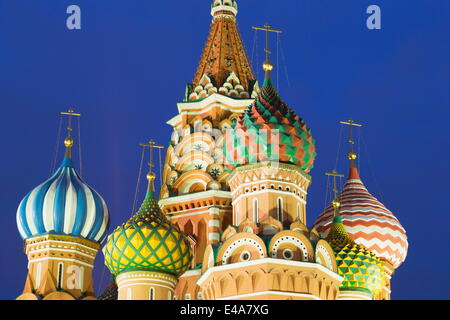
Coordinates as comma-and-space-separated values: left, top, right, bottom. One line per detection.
314, 166, 408, 269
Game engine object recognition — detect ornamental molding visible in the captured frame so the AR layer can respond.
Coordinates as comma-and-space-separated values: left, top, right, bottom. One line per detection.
227, 161, 312, 185
196, 258, 343, 286
159, 190, 232, 208
177, 93, 254, 113
116, 271, 177, 286
25, 234, 100, 251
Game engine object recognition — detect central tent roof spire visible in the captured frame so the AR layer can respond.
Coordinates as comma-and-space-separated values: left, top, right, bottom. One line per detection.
189, 0, 256, 101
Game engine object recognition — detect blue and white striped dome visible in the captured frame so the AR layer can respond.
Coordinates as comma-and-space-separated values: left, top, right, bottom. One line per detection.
16, 157, 110, 243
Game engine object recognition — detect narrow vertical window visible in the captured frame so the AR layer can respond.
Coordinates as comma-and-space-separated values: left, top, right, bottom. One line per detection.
78, 267, 84, 291
277, 197, 284, 221
127, 288, 132, 300
35, 263, 42, 289
57, 263, 64, 289
253, 198, 259, 223
168, 291, 172, 300
150, 287, 155, 300
297, 203, 300, 220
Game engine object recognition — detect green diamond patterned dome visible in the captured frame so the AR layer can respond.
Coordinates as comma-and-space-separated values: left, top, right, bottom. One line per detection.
326, 214, 384, 296
103, 189, 192, 276
223, 75, 316, 173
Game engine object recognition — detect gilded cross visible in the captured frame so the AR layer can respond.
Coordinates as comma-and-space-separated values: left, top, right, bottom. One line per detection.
252, 24, 283, 62
325, 170, 344, 201
139, 140, 164, 173
60, 109, 81, 139
340, 119, 363, 154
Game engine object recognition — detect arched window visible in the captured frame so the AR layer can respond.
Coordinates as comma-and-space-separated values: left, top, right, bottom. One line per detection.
149, 287, 155, 300
35, 263, 42, 289
253, 198, 259, 223
57, 263, 64, 289
277, 197, 283, 221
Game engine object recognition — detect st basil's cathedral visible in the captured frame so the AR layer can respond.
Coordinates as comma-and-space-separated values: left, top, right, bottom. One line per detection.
14, 0, 408, 300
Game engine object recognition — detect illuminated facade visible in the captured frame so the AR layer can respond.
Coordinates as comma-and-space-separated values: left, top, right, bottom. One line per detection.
15, 0, 408, 301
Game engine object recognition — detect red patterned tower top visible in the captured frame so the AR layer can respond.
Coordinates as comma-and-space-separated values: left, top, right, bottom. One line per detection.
313, 166, 408, 269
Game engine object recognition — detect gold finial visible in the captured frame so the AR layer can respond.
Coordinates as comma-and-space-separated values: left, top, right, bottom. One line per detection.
60, 109, 81, 158
64, 137, 74, 147
326, 170, 344, 216
340, 119, 362, 168
252, 24, 282, 72
140, 140, 164, 192
332, 199, 341, 209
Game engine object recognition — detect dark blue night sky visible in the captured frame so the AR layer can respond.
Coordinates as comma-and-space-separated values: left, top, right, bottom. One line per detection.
1, 0, 449, 300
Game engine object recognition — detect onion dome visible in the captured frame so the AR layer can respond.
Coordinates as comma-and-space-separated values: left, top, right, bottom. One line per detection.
326, 202, 383, 296
103, 172, 192, 277
16, 136, 109, 243
314, 165, 408, 269
224, 64, 316, 173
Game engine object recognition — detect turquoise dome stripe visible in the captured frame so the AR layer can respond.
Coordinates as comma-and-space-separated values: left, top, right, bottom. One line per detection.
70, 169, 87, 236
31, 167, 63, 234
53, 168, 68, 234
18, 191, 33, 236
87, 190, 105, 240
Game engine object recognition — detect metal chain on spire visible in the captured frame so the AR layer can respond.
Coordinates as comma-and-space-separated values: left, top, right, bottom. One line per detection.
277, 33, 280, 90
278, 35, 291, 88
250, 28, 258, 72
323, 174, 331, 210
361, 133, 385, 203
132, 146, 146, 216
77, 116, 83, 177
255, 29, 260, 81
334, 123, 344, 170
50, 114, 63, 175
358, 125, 362, 172
158, 147, 163, 190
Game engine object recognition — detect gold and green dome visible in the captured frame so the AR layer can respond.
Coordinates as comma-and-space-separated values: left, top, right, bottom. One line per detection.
326, 209, 384, 297
103, 177, 192, 277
